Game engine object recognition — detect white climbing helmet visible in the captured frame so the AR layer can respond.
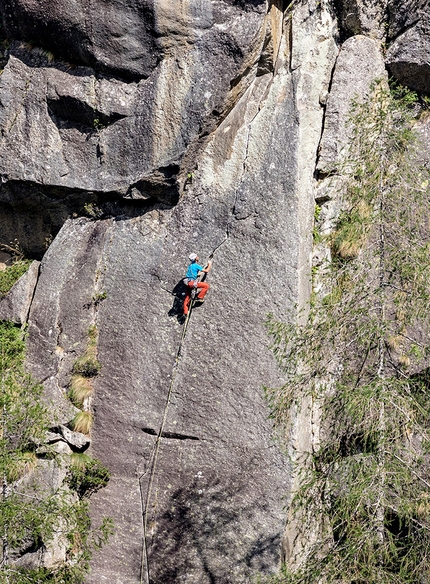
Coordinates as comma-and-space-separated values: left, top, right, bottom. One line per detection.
189, 253, 198, 261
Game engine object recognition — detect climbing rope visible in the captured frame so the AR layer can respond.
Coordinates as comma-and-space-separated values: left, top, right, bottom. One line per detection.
138, 265, 209, 584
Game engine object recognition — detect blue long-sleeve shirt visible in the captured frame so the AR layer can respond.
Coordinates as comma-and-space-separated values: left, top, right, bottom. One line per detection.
186, 262, 203, 281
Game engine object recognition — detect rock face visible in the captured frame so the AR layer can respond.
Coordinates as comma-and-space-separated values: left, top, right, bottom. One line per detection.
386, 23, 430, 93
0, 260, 39, 324
385, 0, 430, 92
317, 35, 386, 173
0, 0, 429, 582
338, 0, 387, 38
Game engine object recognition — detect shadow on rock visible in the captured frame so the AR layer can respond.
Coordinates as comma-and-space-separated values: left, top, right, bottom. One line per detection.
168, 279, 187, 323
148, 473, 281, 583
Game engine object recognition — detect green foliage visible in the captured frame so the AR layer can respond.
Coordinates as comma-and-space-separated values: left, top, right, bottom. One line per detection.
0, 322, 111, 581
2, 501, 113, 583
92, 115, 107, 131
66, 454, 110, 498
92, 290, 107, 304
82, 202, 103, 219
312, 203, 323, 244
72, 355, 100, 377
0, 322, 48, 474
0, 259, 31, 298
421, 95, 430, 110
265, 82, 430, 582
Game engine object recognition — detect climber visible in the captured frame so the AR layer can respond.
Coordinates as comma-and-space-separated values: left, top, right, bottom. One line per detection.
183, 253, 212, 316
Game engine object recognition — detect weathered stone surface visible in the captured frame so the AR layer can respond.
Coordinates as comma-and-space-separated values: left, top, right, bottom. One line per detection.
384, 0, 430, 92
58, 425, 91, 451
0, 0, 158, 79
291, 1, 338, 302
11, 458, 71, 568
0, 2, 266, 199
0, 260, 39, 324
1, 0, 267, 79
386, 0, 429, 39
19, 2, 342, 582
386, 22, 430, 93
0, 0, 270, 258
317, 35, 386, 174
43, 376, 80, 427
338, 0, 387, 38
29, 143, 292, 583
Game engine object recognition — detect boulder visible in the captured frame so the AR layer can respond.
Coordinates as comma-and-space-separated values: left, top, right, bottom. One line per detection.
58, 425, 91, 451
386, 23, 430, 93
0, 0, 160, 79
386, 0, 429, 39
0, 260, 40, 324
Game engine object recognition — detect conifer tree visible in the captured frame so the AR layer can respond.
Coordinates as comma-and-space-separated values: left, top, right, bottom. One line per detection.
265, 82, 430, 583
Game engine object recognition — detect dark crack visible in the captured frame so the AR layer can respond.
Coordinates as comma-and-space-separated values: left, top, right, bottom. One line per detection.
141, 427, 200, 441
313, 48, 339, 179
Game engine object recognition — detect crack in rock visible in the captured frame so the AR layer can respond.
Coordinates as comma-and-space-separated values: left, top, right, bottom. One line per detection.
141, 427, 200, 441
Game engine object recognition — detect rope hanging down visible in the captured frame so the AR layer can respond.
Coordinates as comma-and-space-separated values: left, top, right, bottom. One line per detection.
138, 258, 211, 584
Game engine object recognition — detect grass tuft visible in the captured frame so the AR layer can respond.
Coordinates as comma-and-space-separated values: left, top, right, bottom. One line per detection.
66, 455, 110, 498
68, 375, 93, 408
386, 335, 401, 352
398, 354, 411, 368
70, 411, 93, 436
331, 200, 373, 260
73, 356, 101, 377
70, 452, 92, 470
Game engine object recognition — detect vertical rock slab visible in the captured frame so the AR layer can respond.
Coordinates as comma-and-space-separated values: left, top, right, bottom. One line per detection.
0, 260, 39, 325
85, 3, 339, 583
338, 0, 387, 38
317, 35, 387, 174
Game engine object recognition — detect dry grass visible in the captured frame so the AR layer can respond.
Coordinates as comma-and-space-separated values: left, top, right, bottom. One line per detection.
387, 335, 402, 352
336, 239, 361, 259
69, 375, 93, 408
398, 354, 411, 368
416, 494, 430, 518
70, 452, 92, 470
332, 201, 372, 259
88, 324, 98, 346
71, 411, 93, 436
